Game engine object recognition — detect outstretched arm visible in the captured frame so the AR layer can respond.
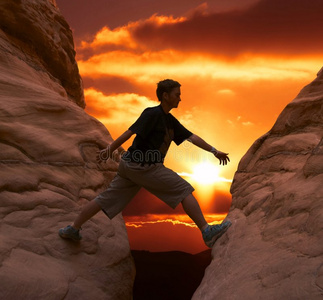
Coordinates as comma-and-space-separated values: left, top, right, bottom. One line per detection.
97, 129, 134, 163
188, 134, 230, 165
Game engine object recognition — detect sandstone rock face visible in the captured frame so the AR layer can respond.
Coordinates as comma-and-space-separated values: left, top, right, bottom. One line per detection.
193, 69, 323, 300
0, 1, 135, 299
0, 0, 84, 107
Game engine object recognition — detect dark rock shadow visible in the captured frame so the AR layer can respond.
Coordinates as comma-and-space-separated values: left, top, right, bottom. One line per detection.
131, 249, 212, 300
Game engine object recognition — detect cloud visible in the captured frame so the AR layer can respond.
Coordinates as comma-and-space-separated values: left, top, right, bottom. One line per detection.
78, 49, 317, 85
88, 26, 137, 48
242, 121, 254, 126
217, 89, 235, 96
125, 215, 197, 228
82, 75, 139, 95
124, 213, 227, 228
74, 0, 322, 93
84, 88, 157, 124
227, 116, 254, 127
76, 14, 186, 60
131, 0, 323, 56
56, 0, 259, 40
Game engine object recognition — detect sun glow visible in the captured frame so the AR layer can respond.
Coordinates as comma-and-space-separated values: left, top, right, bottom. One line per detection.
178, 162, 232, 186
178, 162, 232, 209
191, 162, 221, 185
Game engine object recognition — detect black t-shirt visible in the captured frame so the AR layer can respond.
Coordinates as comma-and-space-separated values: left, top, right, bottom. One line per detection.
123, 105, 192, 164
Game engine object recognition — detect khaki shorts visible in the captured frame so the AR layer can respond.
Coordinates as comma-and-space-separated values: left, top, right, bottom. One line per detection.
94, 159, 194, 219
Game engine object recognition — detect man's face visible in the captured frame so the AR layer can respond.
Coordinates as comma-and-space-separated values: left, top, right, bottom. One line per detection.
164, 87, 181, 108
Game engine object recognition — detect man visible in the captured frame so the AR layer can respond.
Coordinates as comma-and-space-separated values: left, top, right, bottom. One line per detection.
59, 79, 231, 248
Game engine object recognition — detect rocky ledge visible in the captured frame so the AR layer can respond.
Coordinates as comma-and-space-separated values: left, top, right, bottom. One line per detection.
0, 1, 134, 299
193, 69, 323, 299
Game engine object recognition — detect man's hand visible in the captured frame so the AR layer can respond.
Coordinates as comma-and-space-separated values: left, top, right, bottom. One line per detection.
214, 150, 230, 165
96, 130, 134, 164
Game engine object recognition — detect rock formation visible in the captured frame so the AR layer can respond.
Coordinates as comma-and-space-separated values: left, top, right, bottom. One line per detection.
0, 1, 135, 299
193, 69, 323, 299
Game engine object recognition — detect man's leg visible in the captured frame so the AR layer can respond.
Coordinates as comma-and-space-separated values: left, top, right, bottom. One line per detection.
59, 164, 141, 241
181, 194, 208, 231
182, 193, 232, 248
73, 200, 102, 229
58, 200, 102, 241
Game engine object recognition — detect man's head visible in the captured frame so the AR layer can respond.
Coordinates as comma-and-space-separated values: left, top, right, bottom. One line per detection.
156, 79, 181, 102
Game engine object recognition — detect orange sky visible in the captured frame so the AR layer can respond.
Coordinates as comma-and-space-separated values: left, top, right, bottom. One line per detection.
56, 0, 323, 253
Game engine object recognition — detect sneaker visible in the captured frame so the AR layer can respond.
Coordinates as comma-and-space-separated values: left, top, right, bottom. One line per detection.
202, 221, 232, 248
58, 225, 82, 241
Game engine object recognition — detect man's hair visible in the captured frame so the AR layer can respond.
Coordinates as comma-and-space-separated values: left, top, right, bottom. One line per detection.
156, 79, 181, 102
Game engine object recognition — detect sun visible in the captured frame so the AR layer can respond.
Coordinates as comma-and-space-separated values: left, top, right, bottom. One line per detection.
191, 162, 221, 185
